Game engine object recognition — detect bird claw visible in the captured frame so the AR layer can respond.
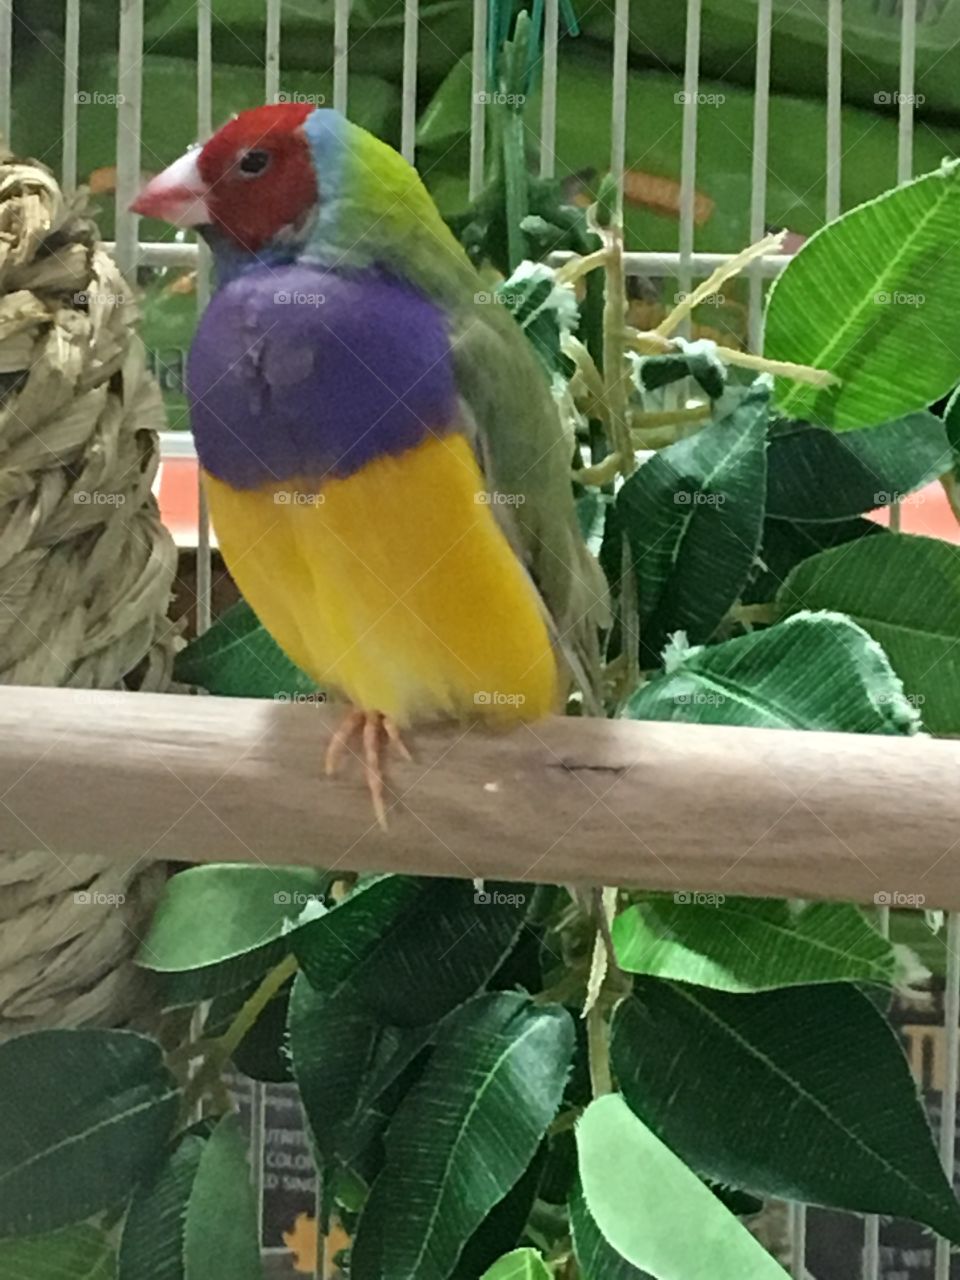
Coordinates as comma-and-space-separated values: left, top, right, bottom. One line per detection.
325, 709, 411, 829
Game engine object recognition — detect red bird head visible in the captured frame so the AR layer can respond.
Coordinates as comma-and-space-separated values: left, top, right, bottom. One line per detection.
131, 103, 319, 252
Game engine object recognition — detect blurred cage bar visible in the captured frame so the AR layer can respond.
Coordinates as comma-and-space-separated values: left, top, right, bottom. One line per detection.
2, 0, 960, 1277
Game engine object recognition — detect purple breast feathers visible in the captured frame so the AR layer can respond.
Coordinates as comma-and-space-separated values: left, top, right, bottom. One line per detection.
187, 265, 460, 488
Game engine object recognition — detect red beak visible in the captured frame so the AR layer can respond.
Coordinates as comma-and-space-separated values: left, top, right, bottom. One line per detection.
130, 148, 211, 226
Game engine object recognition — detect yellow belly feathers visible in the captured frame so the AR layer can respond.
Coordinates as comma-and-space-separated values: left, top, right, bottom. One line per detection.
203, 433, 559, 726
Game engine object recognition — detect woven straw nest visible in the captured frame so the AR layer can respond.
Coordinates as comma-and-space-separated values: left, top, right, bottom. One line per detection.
0, 152, 178, 1034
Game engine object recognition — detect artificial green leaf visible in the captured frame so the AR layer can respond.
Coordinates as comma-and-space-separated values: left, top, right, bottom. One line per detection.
0, 1225, 116, 1280
889, 909, 950, 980
576, 1094, 787, 1279
947, 388, 960, 470
453, 1148, 546, 1280
351, 1172, 389, 1279
636, 340, 726, 400
358, 993, 574, 1280
570, 1182, 651, 1279
289, 976, 391, 1161
709, 1184, 764, 1217
779, 533, 960, 732
944, 388, 960, 519
183, 1115, 262, 1280
766, 413, 951, 521
0, 1030, 180, 1237
292, 875, 422, 994
119, 1133, 206, 1280
138, 863, 330, 1004
205, 981, 293, 1082
173, 598, 316, 698
292, 877, 528, 1169
613, 896, 903, 992
612, 981, 960, 1241
294, 876, 528, 1026
492, 262, 577, 379
616, 379, 769, 663
764, 161, 960, 429
623, 611, 920, 734
744, 517, 885, 604
480, 1249, 552, 1280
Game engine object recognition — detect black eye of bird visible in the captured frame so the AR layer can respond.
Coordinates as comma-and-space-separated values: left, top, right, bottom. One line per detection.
238, 149, 270, 176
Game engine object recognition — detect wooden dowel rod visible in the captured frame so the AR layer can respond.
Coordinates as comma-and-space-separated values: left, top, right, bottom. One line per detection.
1, 686, 959, 909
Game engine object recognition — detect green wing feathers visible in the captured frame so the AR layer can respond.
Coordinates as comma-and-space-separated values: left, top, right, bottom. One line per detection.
452, 303, 610, 711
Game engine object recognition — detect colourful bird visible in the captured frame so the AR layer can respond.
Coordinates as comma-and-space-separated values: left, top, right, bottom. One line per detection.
133, 104, 607, 825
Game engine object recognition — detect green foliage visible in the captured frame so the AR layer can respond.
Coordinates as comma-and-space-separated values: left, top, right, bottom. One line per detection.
779, 534, 960, 732
947, 386, 960, 472
489, 262, 578, 380
613, 896, 907, 991
354, 993, 573, 1280
765, 159, 960, 427
13, 159, 960, 1280
636, 342, 727, 400
569, 1182, 651, 1279
293, 875, 527, 1025
612, 981, 960, 1241
622, 612, 920, 733
119, 1131, 206, 1280
174, 599, 315, 698
0, 1031, 180, 1237
743, 516, 885, 604
765, 412, 951, 520
0, 1225, 116, 1280
119, 1119, 261, 1280
290, 876, 528, 1174
576, 1095, 788, 1278
137, 862, 332, 1004
616, 380, 769, 662
182, 1117, 262, 1280
480, 1248, 553, 1279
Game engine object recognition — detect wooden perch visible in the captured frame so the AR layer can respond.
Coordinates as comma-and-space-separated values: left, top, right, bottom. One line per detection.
1, 686, 959, 910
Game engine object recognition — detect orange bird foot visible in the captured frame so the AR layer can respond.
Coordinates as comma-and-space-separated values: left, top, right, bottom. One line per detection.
324, 708, 412, 830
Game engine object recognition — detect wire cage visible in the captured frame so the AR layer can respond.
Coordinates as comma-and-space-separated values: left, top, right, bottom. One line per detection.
3, 1, 960, 1278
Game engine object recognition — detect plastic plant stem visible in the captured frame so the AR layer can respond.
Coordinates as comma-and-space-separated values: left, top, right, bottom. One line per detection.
599, 220, 634, 479
183, 951, 299, 1114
